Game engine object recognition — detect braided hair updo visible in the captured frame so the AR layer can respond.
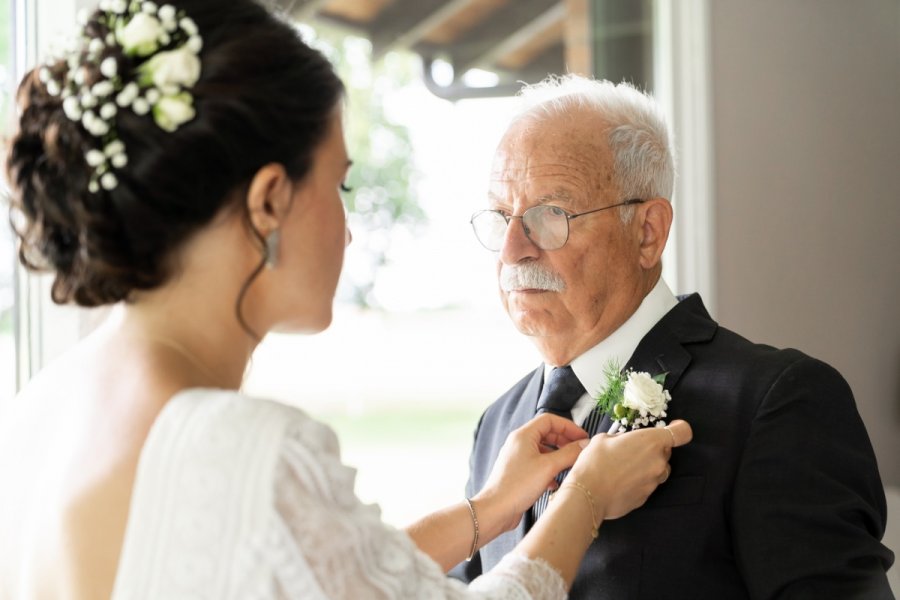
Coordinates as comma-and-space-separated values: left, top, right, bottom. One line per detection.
6, 0, 343, 306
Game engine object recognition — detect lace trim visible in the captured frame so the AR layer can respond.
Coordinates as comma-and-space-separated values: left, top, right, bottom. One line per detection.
271, 417, 568, 599
470, 554, 567, 599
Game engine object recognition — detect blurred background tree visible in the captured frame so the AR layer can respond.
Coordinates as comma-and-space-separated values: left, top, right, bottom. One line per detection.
301, 23, 426, 309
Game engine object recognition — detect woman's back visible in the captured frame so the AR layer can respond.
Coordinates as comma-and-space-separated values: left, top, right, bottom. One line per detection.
0, 329, 180, 599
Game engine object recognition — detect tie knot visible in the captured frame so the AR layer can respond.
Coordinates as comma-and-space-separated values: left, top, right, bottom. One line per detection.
536, 366, 585, 419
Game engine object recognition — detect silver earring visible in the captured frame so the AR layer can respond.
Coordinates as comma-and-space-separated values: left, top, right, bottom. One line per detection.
265, 230, 279, 268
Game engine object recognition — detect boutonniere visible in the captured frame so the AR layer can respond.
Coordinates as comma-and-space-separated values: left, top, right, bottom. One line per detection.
594, 360, 672, 433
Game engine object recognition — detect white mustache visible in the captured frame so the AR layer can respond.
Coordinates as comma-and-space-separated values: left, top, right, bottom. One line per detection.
500, 263, 566, 292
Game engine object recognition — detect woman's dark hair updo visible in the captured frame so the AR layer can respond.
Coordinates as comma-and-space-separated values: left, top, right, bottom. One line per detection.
5, 0, 343, 307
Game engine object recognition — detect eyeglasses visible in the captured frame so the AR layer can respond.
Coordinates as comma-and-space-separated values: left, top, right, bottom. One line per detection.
469, 199, 644, 251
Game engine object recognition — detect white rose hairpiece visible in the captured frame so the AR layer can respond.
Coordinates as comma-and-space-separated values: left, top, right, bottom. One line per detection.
594, 360, 673, 433
39, 0, 203, 193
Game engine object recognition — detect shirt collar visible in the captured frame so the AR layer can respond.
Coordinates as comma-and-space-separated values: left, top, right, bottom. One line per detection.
543, 278, 678, 422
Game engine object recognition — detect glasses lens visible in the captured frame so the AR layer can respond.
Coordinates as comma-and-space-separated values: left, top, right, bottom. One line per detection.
523, 205, 568, 250
471, 210, 508, 250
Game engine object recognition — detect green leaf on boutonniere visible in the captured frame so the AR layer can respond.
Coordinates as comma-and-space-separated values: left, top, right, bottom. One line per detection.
594, 359, 626, 417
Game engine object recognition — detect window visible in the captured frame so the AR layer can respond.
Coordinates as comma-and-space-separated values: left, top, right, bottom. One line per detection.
1, 0, 15, 405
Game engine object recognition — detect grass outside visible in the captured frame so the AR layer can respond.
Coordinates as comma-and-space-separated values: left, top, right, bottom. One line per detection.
315, 404, 482, 527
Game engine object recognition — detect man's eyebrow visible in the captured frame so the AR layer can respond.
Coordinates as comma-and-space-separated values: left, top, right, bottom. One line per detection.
534, 189, 574, 204
486, 188, 575, 208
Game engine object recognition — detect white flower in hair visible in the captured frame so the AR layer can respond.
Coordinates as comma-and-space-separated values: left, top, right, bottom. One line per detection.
92, 80, 114, 97
111, 153, 128, 168
80, 91, 98, 108
132, 97, 150, 115
100, 103, 117, 119
116, 82, 140, 107
88, 38, 105, 56
158, 4, 176, 25
104, 140, 125, 156
100, 172, 118, 190
100, 56, 118, 78
179, 17, 198, 36
63, 96, 82, 120
153, 92, 195, 132
186, 35, 202, 53
116, 12, 164, 56
86, 149, 106, 167
139, 44, 201, 92
44, 0, 203, 194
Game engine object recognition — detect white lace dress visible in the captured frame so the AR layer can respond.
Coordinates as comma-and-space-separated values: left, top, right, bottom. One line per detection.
111, 390, 567, 599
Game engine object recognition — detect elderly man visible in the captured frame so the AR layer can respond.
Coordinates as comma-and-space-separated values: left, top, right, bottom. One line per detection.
451, 75, 894, 598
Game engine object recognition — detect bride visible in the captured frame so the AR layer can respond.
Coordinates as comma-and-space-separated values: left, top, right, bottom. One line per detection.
0, 0, 690, 598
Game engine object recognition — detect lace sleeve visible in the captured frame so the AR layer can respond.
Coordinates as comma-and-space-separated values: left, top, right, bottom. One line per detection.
269, 418, 567, 600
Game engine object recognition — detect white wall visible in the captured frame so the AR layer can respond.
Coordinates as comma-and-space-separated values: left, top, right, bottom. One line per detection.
707, 0, 900, 486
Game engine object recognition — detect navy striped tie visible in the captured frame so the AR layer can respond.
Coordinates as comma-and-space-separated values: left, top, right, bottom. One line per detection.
530, 366, 585, 523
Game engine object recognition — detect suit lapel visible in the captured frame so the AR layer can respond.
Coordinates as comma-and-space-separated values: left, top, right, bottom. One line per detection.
501, 367, 543, 552
619, 294, 718, 416
507, 366, 543, 435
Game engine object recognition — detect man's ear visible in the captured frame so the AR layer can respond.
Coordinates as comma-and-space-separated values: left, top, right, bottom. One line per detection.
637, 198, 673, 270
246, 163, 293, 236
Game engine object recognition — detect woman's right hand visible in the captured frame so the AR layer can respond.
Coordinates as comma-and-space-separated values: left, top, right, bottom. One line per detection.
476, 413, 590, 531
567, 420, 693, 520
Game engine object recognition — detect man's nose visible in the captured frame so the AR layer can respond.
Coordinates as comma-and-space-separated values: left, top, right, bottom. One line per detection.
499, 216, 540, 265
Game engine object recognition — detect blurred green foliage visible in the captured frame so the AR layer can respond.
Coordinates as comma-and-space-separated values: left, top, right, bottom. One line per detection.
303, 23, 426, 308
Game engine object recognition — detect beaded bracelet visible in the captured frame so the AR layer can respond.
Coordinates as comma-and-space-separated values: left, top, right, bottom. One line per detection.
464, 497, 479, 560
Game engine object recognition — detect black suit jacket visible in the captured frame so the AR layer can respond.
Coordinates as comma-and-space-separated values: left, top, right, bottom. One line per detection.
451, 294, 894, 599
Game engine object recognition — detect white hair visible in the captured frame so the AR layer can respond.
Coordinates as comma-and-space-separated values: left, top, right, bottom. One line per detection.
514, 75, 675, 221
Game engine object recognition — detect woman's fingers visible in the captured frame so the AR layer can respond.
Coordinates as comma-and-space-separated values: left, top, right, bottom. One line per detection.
526, 413, 588, 444
664, 420, 692, 448
543, 437, 589, 475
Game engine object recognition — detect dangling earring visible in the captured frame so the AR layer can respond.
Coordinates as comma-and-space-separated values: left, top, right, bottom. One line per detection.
265, 229, 280, 268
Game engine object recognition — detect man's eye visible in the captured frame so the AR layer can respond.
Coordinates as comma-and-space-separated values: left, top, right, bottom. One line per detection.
340, 183, 353, 193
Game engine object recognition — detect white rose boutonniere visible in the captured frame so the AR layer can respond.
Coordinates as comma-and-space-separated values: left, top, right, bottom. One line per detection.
116, 12, 164, 56
594, 360, 672, 433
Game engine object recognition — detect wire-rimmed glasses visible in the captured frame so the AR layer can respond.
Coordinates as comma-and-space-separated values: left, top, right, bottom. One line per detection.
469, 199, 644, 251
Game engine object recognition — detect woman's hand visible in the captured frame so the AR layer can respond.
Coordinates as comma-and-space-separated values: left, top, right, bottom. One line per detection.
475, 413, 589, 531
568, 420, 693, 520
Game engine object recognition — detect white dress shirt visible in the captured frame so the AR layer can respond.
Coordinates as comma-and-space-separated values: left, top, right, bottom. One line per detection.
543, 278, 678, 426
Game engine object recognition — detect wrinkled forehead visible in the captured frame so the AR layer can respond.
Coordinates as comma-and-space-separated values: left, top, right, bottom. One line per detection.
489, 111, 615, 206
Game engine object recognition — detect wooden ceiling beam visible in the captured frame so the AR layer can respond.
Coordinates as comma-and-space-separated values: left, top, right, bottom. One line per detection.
429, 0, 559, 75
473, 3, 565, 73
368, 0, 475, 59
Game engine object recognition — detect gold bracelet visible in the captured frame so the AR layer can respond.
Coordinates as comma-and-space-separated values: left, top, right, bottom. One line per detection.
464, 497, 479, 561
553, 481, 600, 539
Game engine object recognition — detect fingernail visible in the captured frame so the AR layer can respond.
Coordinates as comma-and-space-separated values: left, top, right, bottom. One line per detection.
578, 439, 590, 448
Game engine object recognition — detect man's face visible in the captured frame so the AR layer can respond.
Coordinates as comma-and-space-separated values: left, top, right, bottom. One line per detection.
489, 109, 647, 365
